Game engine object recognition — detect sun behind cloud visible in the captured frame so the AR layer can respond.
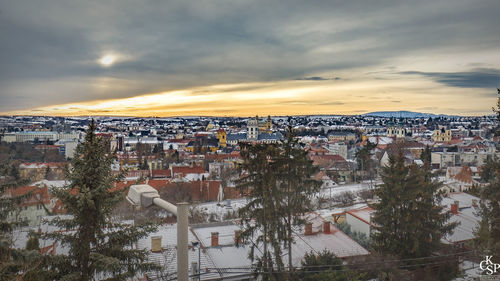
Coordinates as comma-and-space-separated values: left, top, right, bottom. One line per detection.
98, 55, 116, 67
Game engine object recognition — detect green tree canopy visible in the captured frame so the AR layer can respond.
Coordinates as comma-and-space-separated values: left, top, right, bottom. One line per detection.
41, 120, 158, 280
0, 153, 38, 280
371, 151, 456, 260
236, 128, 320, 280
300, 250, 365, 281
475, 88, 500, 263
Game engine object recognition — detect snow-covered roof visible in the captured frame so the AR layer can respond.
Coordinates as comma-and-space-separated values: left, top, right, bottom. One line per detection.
137, 217, 369, 279
226, 133, 247, 141
441, 192, 481, 244
33, 180, 70, 189
346, 207, 375, 225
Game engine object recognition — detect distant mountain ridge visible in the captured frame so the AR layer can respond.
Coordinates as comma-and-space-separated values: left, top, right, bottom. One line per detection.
363, 111, 449, 118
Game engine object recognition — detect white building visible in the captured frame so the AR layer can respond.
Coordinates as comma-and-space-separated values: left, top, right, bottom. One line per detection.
345, 207, 376, 237
328, 142, 348, 160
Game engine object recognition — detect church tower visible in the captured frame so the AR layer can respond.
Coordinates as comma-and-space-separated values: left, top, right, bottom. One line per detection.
247, 116, 259, 141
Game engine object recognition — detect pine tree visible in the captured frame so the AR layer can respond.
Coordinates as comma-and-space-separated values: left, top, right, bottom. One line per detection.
236, 142, 284, 280
275, 127, 320, 275
475, 88, 500, 263
475, 163, 500, 263
299, 250, 365, 281
420, 145, 431, 164
356, 140, 377, 183
41, 120, 158, 280
371, 151, 455, 260
236, 133, 320, 280
0, 155, 39, 280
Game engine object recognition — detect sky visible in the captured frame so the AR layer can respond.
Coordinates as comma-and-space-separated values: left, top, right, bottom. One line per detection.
1, 0, 499, 117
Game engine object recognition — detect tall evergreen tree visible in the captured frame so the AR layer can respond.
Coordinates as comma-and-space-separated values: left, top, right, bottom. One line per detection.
420, 145, 431, 164
371, 151, 455, 260
356, 140, 377, 184
475, 88, 500, 263
42, 120, 158, 280
236, 143, 284, 280
0, 155, 39, 280
476, 160, 500, 261
276, 127, 320, 275
236, 132, 320, 280
0, 159, 38, 281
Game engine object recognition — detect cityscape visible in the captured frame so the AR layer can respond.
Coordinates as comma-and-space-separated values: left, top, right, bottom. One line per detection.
1, 110, 499, 280
1, 0, 500, 280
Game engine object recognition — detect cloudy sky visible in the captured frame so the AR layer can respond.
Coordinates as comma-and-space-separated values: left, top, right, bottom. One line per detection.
1, 0, 499, 116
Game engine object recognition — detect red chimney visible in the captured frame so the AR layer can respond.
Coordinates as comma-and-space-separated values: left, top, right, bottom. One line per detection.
305, 222, 313, 235
323, 221, 331, 234
234, 230, 243, 245
211, 232, 219, 247
451, 201, 459, 214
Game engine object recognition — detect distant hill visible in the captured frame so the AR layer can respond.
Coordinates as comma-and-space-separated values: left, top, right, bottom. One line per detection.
363, 111, 449, 118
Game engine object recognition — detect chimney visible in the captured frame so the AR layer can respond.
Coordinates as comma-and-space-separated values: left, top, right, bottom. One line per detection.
151, 236, 162, 252
191, 261, 199, 277
234, 230, 243, 244
451, 201, 459, 214
305, 222, 313, 235
211, 232, 219, 247
323, 221, 331, 234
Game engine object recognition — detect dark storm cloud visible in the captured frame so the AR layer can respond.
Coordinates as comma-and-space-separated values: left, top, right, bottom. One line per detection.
0, 0, 499, 111
295, 76, 341, 81
400, 69, 500, 89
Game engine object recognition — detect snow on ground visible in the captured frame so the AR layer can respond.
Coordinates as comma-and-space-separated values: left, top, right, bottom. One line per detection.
193, 198, 249, 221
315, 203, 369, 218
192, 181, 380, 221
33, 179, 70, 188
315, 180, 379, 200
452, 261, 490, 281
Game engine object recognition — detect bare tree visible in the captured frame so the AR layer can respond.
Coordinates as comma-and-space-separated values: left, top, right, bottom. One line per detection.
335, 191, 356, 206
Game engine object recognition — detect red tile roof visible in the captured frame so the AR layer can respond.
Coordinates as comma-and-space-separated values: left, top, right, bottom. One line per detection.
171, 166, 206, 176
5, 185, 51, 207
151, 169, 171, 178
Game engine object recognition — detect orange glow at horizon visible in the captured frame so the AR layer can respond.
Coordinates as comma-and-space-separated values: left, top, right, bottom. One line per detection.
3, 78, 494, 117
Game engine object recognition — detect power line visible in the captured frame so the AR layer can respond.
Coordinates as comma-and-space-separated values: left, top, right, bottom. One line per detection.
148, 249, 478, 280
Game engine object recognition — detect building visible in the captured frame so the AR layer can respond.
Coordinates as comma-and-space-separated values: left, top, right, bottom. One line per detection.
386, 126, 407, 138
226, 117, 281, 145
345, 207, 376, 237
247, 118, 259, 141
5, 180, 68, 226
247, 115, 273, 141
216, 129, 227, 148
2, 131, 81, 143
327, 142, 348, 160
431, 151, 494, 169
226, 133, 247, 146
433, 127, 452, 142
19, 162, 67, 181
441, 192, 481, 248
136, 213, 369, 280
328, 132, 356, 142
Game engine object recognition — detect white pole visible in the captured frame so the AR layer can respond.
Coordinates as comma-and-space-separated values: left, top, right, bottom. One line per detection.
176, 202, 189, 281
153, 198, 178, 216
151, 198, 189, 281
